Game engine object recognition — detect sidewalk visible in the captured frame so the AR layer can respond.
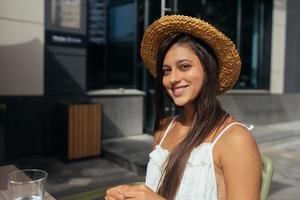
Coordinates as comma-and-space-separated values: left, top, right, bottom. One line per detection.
253, 121, 300, 199
260, 136, 300, 200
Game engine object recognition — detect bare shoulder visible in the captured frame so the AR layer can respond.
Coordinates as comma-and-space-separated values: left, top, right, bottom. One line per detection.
213, 121, 262, 169
221, 124, 257, 149
153, 116, 173, 147
215, 123, 260, 159
215, 123, 262, 199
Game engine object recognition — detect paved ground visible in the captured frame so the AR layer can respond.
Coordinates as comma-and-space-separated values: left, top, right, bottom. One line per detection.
5, 120, 300, 199
254, 121, 300, 200
259, 136, 300, 200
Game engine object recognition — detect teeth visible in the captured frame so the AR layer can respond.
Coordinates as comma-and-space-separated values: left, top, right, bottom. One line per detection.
173, 86, 185, 96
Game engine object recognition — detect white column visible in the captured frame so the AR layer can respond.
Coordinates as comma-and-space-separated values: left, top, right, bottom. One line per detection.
270, 0, 287, 94
161, 0, 166, 16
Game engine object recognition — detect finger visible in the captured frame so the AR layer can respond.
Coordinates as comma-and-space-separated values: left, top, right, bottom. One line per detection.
105, 196, 120, 200
124, 184, 149, 192
104, 197, 114, 200
105, 194, 124, 200
123, 185, 155, 199
106, 188, 125, 200
123, 190, 144, 198
104, 196, 116, 200
117, 184, 131, 192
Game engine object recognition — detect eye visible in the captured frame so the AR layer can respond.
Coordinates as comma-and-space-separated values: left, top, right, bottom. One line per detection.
178, 63, 191, 71
162, 66, 171, 75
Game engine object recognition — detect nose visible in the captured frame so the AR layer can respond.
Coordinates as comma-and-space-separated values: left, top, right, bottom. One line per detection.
169, 68, 181, 84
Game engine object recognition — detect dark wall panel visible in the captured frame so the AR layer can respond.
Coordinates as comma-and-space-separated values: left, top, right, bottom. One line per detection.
0, 96, 90, 159
45, 47, 87, 96
0, 97, 44, 158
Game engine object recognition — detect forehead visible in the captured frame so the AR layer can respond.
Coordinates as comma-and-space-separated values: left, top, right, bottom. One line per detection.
163, 43, 199, 61
169, 42, 195, 52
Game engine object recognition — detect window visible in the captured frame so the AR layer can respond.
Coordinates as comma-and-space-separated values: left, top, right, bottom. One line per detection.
87, 0, 136, 89
176, 0, 272, 89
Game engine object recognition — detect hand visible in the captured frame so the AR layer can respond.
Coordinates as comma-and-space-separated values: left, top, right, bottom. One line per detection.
105, 184, 130, 200
122, 184, 165, 200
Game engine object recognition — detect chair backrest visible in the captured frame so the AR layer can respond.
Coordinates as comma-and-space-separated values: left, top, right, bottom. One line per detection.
260, 155, 274, 200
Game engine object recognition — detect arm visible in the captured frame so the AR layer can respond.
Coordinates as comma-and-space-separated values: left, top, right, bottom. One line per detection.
122, 184, 166, 200
105, 185, 130, 200
105, 184, 166, 200
217, 126, 262, 200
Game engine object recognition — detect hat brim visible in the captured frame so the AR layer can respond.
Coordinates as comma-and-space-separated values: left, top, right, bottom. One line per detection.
140, 15, 241, 93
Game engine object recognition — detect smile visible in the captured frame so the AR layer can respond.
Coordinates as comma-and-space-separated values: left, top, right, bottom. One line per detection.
172, 85, 188, 97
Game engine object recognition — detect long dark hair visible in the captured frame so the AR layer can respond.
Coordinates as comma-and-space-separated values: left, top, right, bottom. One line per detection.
154, 33, 229, 200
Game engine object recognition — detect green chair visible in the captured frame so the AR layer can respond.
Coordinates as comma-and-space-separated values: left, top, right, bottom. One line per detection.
260, 155, 274, 200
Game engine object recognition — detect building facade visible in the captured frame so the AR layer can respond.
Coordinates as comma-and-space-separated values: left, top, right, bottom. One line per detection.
0, 0, 300, 159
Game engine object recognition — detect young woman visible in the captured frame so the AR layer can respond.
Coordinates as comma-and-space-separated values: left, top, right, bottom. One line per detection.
105, 15, 261, 200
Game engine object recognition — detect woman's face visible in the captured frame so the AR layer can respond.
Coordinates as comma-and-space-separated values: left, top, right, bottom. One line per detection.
162, 43, 205, 107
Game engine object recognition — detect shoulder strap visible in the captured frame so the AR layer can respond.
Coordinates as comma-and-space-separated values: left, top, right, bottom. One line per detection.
159, 116, 178, 145
212, 122, 254, 146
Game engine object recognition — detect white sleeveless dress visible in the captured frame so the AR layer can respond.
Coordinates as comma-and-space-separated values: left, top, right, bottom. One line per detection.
145, 117, 253, 200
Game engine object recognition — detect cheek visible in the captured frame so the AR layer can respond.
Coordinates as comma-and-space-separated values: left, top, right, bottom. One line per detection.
192, 74, 205, 92
162, 78, 174, 96
162, 77, 168, 89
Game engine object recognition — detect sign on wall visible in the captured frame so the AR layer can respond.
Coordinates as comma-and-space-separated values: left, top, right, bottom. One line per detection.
51, 0, 82, 29
45, 0, 87, 48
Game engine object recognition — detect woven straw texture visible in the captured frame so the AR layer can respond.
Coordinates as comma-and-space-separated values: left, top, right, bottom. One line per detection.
140, 15, 241, 93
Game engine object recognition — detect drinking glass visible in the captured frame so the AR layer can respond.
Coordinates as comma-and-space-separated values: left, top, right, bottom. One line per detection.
7, 169, 48, 200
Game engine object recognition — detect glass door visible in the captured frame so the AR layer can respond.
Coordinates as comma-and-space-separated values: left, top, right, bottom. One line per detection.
87, 0, 137, 89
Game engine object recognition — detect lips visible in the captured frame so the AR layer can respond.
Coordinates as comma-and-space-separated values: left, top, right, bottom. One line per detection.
172, 85, 188, 97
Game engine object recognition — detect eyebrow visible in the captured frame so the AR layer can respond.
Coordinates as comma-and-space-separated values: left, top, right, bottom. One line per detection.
163, 58, 193, 67
176, 59, 193, 64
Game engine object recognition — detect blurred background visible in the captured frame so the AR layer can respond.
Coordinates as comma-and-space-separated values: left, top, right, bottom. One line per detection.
0, 0, 299, 199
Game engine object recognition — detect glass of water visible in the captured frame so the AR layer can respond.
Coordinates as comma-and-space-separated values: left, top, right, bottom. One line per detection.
7, 169, 48, 200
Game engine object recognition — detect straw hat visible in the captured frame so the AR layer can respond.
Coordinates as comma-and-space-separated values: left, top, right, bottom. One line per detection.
140, 15, 241, 93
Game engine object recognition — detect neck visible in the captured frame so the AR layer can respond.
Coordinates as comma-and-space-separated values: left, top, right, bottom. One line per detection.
182, 104, 195, 126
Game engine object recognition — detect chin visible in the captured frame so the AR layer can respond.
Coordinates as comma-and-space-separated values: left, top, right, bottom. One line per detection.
173, 99, 188, 107
172, 96, 195, 108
